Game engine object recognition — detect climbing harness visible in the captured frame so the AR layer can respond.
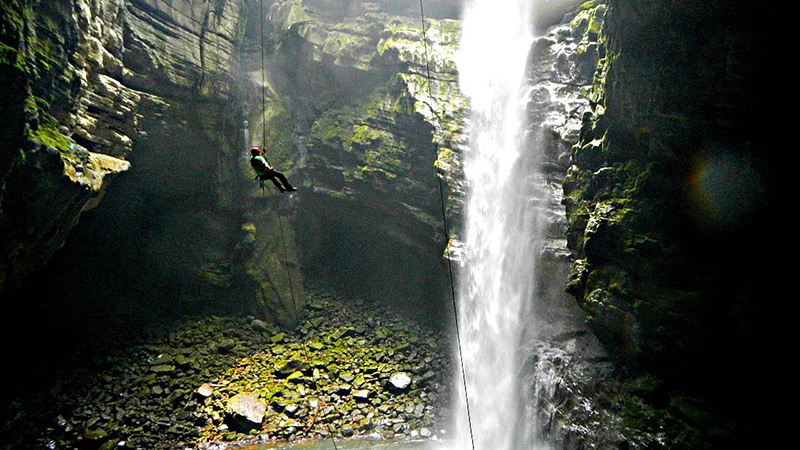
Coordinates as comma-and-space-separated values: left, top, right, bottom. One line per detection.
418, 1, 477, 449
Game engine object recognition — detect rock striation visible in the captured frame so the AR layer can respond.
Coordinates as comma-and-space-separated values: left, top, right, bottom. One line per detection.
0, 0, 248, 294
238, 0, 467, 321
562, 0, 779, 446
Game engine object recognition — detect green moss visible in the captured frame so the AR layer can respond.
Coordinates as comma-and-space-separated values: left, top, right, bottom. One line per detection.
0, 42, 23, 68
276, 0, 313, 29
262, 105, 296, 169
571, 3, 606, 41
0, 0, 25, 39
310, 107, 356, 150
29, 123, 70, 151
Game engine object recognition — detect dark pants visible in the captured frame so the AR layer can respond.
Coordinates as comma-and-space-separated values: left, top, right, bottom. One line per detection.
259, 169, 294, 191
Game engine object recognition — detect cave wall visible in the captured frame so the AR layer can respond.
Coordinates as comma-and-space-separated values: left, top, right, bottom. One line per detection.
0, 0, 313, 330
243, 0, 466, 324
1, 0, 468, 332
563, 0, 779, 432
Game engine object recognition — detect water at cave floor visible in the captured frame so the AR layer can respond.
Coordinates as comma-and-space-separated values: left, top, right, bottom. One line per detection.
235, 438, 429, 450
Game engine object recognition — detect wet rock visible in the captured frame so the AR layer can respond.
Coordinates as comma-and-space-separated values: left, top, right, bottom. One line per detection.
196, 383, 214, 398
174, 355, 191, 368
251, 319, 270, 332
387, 372, 412, 392
284, 404, 300, 417
83, 428, 108, 441
150, 364, 175, 374
353, 390, 370, 402
225, 393, 266, 432
276, 358, 310, 377
329, 384, 352, 396
287, 371, 306, 384
150, 355, 174, 366
216, 339, 236, 354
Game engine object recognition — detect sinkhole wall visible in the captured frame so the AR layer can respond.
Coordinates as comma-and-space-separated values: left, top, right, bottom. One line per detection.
0, 0, 468, 337
1, 0, 781, 391
563, 0, 780, 402
0, 0, 301, 335
256, 0, 466, 325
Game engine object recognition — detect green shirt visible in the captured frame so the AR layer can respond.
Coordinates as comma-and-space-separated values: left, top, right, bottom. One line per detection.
250, 155, 273, 175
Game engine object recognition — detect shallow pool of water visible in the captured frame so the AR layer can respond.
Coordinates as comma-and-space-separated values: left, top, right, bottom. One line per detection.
234, 438, 442, 450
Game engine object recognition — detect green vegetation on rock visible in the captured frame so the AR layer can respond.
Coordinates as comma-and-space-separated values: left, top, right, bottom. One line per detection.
13, 291, 449, 449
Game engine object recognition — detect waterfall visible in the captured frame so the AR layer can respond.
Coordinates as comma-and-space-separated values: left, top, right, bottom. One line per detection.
450, 0, 549, 449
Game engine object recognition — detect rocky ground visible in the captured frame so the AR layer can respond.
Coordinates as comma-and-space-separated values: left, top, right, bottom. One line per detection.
1, 291, 452, 450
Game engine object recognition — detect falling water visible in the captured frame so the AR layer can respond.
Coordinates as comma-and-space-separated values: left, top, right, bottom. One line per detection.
451, 0, 546, 449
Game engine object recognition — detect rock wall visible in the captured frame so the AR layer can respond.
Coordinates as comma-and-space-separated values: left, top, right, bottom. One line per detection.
242, 0, 466, 323
562, 0, 779, 445
1, 0, 467, 331
0, 0, 312, 332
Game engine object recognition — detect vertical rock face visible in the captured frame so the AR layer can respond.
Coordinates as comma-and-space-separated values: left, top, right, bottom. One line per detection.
563, 0, 779, 437
0, 0, 279, 324
1, 0, 466, 328
242, 0, 466, 322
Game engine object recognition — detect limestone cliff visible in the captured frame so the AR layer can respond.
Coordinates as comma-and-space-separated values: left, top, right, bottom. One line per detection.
239, 0, 466, 321
562, 0, 779, 445
0, 0, 309, 326
1, 0, 466, 329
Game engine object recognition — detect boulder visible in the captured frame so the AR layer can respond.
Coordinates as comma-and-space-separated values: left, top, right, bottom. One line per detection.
353, 390, 370, 402
387, 372, 412, 392
196, 383, 214, 398
225, 393, 267, 432
251, 319, 270, 332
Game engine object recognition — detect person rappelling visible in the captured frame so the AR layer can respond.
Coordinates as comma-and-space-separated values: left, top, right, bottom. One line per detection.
250, 147, 297, 193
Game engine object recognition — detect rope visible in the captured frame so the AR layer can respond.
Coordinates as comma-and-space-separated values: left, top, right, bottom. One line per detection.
251, 1, 472, 446
417, 2, 476, 449
259, 0, 299, 325
269, 189, 300, 323
256, 9, 341, 447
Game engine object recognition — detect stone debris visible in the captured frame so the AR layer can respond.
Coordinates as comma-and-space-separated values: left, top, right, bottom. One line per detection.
226, 393, 267, 429
388, 372, 413, 392
34, 291, 451, 449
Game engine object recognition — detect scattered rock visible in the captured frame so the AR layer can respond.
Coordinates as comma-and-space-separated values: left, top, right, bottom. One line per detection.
226, 393, 267, 431
388, 372, 412, 392
197, 383, 214, 398
29, 292, 448, 449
